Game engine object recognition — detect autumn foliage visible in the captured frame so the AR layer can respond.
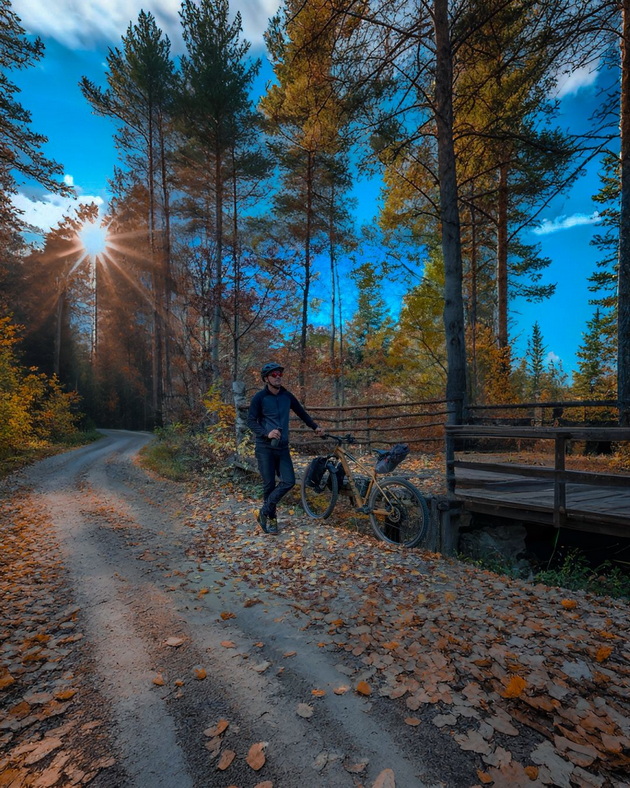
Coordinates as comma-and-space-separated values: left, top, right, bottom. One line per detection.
0, 317, 81, 459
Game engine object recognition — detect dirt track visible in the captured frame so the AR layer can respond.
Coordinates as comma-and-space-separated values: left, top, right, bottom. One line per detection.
0, 430, 629, 787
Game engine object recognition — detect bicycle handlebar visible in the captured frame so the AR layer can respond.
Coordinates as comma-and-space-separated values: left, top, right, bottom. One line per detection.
321, 432, 356, 445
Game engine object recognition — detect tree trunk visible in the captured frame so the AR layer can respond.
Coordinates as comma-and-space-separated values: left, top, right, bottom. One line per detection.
433, 0, 467, 425
619, 0, 630, 425
497, 160, 509, 351
212, 145, 223, 386
300, 150, 314, 402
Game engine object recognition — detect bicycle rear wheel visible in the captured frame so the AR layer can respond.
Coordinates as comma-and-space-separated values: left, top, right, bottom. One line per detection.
301, 458, 339, 519
368, 477, 428, 547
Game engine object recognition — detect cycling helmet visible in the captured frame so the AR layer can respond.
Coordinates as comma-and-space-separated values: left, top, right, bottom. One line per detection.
261, 362, 284, 380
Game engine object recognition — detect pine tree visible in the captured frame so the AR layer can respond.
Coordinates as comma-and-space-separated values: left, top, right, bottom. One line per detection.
526, 321, 547, 400
573, 309, 616, 400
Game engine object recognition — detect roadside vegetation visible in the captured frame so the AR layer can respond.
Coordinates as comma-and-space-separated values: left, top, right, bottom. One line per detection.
0, 317, 100, 478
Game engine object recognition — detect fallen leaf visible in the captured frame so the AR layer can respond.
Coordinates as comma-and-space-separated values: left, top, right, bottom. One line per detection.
404, 717, 421, 726
311, 689, 326, 697
246, 741, 267, 771
594, 645, 613, 663
476, 770, 493, 785
333, 686, 349, 695
165, 637, 185, 647
193, 666, 207, 680
356, 680, 372, 696
254, 782, 273, 788
204, 719, 229, 738
371, 768, 395, 788
524, 765, 539, 780
344, 760, 368, 774
217, 750, 236, 770
501, 675, 527, 698
153, 673, 166, 686
561, 599, 577, 609
283, 651, 297, 658
53, 688, 78, 701
296, 703, 314, 718
220, 641, 236, 649
220, 611, 236, 620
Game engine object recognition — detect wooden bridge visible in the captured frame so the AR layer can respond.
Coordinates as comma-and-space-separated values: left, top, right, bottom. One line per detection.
445, 425, 630, 539
237, 391, 630, 541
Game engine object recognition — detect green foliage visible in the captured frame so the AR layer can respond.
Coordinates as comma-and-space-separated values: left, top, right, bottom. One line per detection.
537, 550, 630, 600
572, 308, 616, 401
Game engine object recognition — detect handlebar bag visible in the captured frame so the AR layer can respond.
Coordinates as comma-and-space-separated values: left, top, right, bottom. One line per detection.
375, 443, 409, 474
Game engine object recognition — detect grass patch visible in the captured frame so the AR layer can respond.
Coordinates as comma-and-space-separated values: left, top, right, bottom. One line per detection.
139, 437, 192, 481
536, 549, 630, 600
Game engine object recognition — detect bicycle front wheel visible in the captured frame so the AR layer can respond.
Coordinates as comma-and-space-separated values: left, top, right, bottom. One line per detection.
368, 477, 429, 547
301, 459, 339, 519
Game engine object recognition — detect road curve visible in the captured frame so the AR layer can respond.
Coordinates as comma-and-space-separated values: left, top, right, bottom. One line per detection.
9, 430, 431, 787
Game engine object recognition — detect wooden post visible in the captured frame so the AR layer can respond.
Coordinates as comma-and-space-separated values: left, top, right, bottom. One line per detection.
554, 434, 567, 527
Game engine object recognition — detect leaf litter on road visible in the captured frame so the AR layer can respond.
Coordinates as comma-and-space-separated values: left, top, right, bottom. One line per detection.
187, 471, 630, 787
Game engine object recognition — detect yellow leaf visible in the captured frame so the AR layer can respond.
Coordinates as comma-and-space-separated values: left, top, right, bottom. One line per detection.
355, 680, 372, 696
501, 675, 527, 698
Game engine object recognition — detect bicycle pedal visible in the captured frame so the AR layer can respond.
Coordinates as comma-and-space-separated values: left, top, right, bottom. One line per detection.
356, 505, 371, 514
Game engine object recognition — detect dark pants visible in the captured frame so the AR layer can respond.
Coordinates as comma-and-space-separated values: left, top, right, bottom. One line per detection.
255, 443, 295, 518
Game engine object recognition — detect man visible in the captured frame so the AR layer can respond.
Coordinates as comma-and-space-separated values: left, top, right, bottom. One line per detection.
247, 362, 323, 534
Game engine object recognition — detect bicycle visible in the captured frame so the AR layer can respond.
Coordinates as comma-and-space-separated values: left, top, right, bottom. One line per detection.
300, 433, 429, 548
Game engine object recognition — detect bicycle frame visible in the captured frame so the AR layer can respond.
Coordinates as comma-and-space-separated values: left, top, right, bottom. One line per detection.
328, 441, 393, 517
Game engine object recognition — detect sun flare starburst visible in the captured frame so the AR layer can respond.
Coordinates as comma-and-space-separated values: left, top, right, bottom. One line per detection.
78, 220, 110, 259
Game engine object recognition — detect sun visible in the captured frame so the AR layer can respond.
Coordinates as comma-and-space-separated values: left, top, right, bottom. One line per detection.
78, 220, 110, 259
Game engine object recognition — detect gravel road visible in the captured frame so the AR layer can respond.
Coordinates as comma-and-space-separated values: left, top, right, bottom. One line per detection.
0, 430, 447, 787
2, 430, 628, 788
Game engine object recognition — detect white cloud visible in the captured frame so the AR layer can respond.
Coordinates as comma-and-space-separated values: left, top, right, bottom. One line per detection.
12, 0, 279, 52
552, 65, 599, 99
532, 212, 602, 236
545, 351, 561, 366
12, 189, 105, 237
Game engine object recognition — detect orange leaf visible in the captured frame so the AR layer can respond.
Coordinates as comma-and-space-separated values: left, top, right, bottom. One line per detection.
220, 611, 236, 620
152, 673, 166, 686
205, 719, 229, 737
220, 640, 236, 648
246, 741, 267, 771
194, 667, 207, 680
355, 680, 372, 696
476, 770, 493, 785
595, 645, 613, 662
404, 717, 421, 726
333, 686, 349, 695
311, 689, 326, 697
501, 675, 527, 698
561, 599, 577, 609
524, 766, 539, 780
283, 651, 297, 658
217, 750, 236, 770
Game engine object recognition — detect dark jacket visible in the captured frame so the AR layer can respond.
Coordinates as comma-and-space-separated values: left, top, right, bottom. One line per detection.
247, 386, 318, 448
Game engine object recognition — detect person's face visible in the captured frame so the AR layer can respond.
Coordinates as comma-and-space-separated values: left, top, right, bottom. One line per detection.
266, 370, 283, 388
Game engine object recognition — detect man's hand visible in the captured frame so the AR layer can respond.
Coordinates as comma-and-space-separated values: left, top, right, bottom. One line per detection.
268, 429, 281, 440
314, 427, 324, 436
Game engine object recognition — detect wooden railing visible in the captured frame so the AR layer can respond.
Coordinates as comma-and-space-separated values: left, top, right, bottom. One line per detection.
445, 425, 630, 530
289, 398, 455, 451
468, 399, 619, 426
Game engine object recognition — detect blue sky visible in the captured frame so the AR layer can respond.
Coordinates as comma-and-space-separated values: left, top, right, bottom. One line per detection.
10, 0, 610, 376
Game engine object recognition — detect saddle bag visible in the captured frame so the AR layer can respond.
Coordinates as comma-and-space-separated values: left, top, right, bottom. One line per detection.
374, 443, 410, 474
